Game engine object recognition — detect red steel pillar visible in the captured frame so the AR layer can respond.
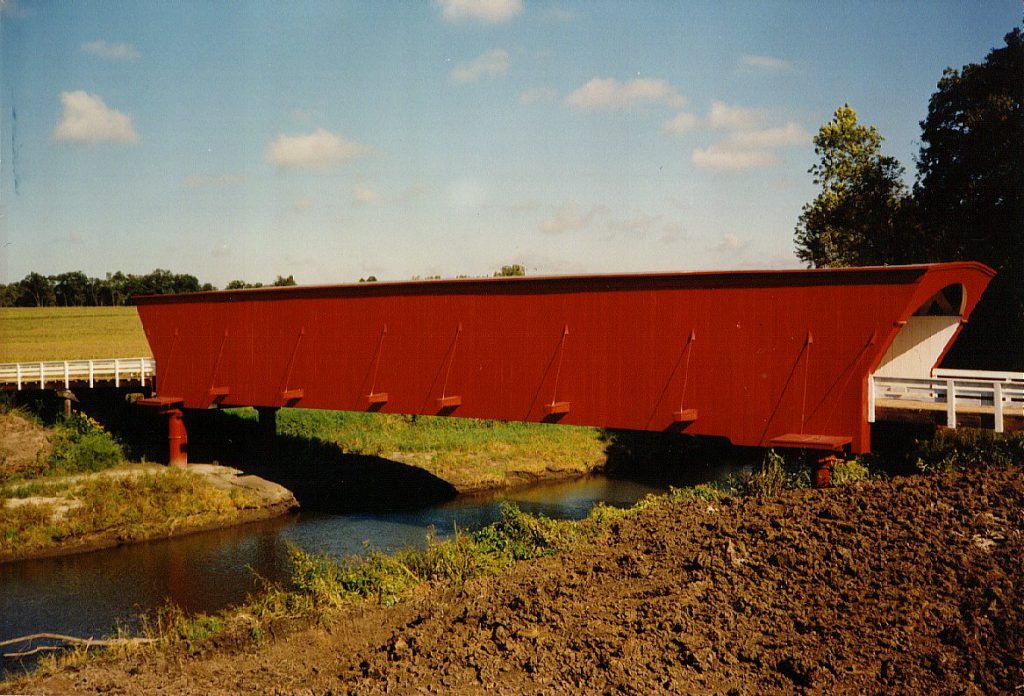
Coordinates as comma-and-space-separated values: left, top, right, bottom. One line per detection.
167, 408, 188, 468
136, 396, 188, 468
813, 454, 838, 488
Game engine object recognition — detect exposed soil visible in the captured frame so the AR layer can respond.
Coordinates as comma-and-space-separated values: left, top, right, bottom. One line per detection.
0, 411, 52, 479
12, 465, 1024, 694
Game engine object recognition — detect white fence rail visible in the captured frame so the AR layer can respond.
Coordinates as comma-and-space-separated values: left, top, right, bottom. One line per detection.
869, 370, 1024, 432
0, 358, 155, 391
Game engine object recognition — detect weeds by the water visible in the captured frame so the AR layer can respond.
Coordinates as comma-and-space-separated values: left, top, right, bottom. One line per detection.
0, 468, 260, 556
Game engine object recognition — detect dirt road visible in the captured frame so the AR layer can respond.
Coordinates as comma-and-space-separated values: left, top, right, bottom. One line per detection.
14, 465, 1023, 694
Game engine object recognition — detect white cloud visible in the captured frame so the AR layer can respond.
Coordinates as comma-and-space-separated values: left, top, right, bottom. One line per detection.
565, 77, 686, 111
81, 40, 139, 61
436, 0, 522, 24
661, 111, 699, 136
450, 49, 509, 85
53, 91, 139, 144
722, 122, 809, 149
266, 128, 369, 169
540, 202, 604, 234
519, 87, 558, 105
353, 184, 379, 205
707, 100, 764, 130
691, 145, 777, 171
716, 233, 748, 251
739, 54, 793, 72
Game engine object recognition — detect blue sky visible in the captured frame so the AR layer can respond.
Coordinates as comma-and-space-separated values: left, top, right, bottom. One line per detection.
1, 1, 1019, 286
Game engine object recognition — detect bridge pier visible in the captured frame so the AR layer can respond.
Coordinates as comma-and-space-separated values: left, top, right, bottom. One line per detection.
167, 409, 188, 468
136, 397, 188, 468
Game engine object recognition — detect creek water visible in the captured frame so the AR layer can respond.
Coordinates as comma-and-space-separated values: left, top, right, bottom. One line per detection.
0, 465, 741, 676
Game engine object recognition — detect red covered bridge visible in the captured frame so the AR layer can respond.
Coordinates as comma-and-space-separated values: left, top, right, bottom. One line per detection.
135, 262, 1000, 467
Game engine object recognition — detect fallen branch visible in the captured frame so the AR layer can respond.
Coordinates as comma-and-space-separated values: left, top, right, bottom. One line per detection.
1, 632, 156, 658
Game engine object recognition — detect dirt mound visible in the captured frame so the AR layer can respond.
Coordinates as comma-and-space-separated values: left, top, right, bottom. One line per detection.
14, 466, 1024, 694
0, 411, 51, 480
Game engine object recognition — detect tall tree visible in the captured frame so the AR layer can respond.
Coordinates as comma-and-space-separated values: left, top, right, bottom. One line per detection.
794, 105, 919, 268
915, 28, 1024, 369
17, 272, 56, 307
53, 271, 91, 306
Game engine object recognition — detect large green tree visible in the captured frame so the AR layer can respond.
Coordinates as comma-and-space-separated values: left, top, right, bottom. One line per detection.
915, 28, 1023, 369
794, 105, 919, 268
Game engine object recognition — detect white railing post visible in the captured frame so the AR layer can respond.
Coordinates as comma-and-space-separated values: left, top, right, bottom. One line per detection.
140, 357, 146, 387
89, 360, 94, 388
867, 374, 876, 423
16, 363, 21, 390
39, 362, 45, 389
115, 359, 120, 388
994, 381, 1004, 433
64, 361, 70, 388
946, 378, 957, 429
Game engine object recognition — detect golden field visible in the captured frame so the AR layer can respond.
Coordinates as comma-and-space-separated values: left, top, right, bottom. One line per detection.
0, 307, 151, 363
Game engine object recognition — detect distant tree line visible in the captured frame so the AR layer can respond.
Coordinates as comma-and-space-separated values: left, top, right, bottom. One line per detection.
0, 270, 298, 307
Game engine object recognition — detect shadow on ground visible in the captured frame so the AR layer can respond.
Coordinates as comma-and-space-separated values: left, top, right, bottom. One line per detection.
182, 410, 460, 513
28, 391, 460, 514
601, 429, 760, 487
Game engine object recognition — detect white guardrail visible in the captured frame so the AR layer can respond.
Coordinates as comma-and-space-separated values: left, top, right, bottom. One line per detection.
0, 358, 155, 391
869, 368, 1024, 432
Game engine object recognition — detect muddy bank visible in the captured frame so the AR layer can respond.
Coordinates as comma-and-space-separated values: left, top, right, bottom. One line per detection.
1, 465, 298, 564
12, 465, 1023, 694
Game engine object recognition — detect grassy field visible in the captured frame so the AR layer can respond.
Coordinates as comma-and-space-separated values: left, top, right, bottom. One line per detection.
0, 307, 151, 362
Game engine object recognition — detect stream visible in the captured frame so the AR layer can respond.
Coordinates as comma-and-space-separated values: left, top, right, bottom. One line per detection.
0, 466, 741, 676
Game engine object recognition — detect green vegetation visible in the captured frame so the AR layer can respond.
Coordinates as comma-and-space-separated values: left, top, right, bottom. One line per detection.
730, 449, 811, 497
0, 268, 298, 308
0, 306, 151, 362
226, 407, 607, 491
46, 413, 125, 477
913, 429, 1024, 474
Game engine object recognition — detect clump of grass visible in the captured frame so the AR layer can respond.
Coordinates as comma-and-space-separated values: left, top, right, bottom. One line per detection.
830, 457, 876, 486
0, 469, 260, 556
730, 449, 810, 497
913, 429, 1024, 474
0, 500, 60, 550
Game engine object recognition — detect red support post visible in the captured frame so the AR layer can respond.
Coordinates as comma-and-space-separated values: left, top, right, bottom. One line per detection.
167, 409, 188, 468
136, 396, 187, 468
813, 454, 838, 488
